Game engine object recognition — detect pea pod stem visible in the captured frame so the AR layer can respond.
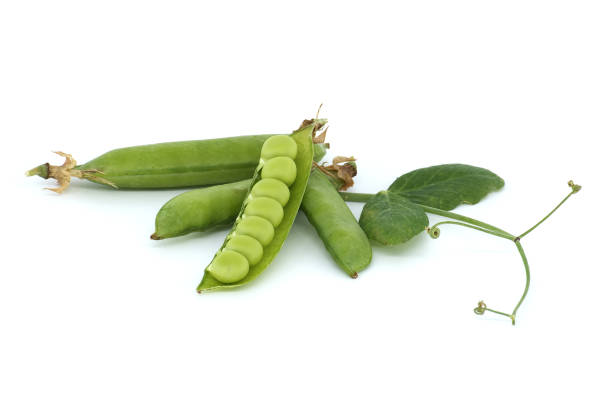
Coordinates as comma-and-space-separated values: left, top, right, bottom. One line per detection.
337, 191, 372, 203
341, 181, 580, 325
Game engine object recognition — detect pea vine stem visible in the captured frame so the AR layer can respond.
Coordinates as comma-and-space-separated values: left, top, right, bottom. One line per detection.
517, 180, 581, 239
428, 221, 514, 241
512, 241, 530, 320
341, 192, 512, 237
340, 181, 580, 325
419, 205, 512, 237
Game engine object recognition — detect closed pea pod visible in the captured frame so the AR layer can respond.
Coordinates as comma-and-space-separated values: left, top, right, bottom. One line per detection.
26, 134, 329, 193
197, 120, 322, 291
301, 167, 372, 277
151, 179, 251, 240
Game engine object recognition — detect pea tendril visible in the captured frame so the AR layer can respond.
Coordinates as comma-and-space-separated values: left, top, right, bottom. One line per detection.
341, 181, 581, 325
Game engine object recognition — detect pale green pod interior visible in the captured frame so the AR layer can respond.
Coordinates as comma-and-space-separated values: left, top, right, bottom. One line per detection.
244, 197, 284, 227
251, 178, 290, 206
262, 157, 297, 186
225, 235, 264, 266
260, 135, 298, 160
208, 250, 250, 283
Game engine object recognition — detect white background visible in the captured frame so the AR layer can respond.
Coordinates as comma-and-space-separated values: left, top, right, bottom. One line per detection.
1, 1, 610, 406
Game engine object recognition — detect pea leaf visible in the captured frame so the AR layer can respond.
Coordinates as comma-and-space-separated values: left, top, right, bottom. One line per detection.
388, 164, 504, 210
359, 191, 429, 245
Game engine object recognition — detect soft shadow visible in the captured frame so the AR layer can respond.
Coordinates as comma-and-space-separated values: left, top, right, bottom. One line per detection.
371, 231, 431, 257
149, 226, 230, 248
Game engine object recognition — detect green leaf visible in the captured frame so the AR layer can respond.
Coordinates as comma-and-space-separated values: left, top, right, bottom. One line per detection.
388, 164, 504, 210
197, 121, 319, 292
359, 191, 429, 245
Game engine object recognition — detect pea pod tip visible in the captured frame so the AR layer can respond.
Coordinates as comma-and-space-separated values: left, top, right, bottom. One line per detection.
25, 163, 49, 178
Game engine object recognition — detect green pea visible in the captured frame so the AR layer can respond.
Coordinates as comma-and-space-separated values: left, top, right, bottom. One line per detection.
251, 178, 290, 206
235, 215, 275, 246
207, 250, 250, 283
244, 197, 284, 227
225, 235, 263, 266
260, 135, 298, 160
261, 156, 297, 186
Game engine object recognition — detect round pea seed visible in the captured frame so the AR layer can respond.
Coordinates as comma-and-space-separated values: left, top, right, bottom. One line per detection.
251, 178, 290, 206
225, 235, 263, 266
261, 156, 297, 186
235, 216, 275, 246
260, 135, 298, 160
207, 249, 249, 283
244, 197, 284, 227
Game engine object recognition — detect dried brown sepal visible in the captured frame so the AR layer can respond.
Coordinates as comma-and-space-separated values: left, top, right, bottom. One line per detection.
312, 127, 328, 144
330, 156, 356, 166
314, 156, 358, 191
30, 151, 116, 193
298, 118, 327, 133
333, 162, 357, 191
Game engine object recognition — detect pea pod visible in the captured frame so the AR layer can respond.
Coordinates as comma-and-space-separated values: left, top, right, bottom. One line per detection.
197, 121, 321, 292
301, 167, 372, 277
26, 135, 328, 193
150, 179, 251, 240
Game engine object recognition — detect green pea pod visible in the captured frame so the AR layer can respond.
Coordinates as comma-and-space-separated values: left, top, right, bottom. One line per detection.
26, 136, 328, 193
150, 179, 251, 240
301, 168, 372, 278
197, 121, 321, 292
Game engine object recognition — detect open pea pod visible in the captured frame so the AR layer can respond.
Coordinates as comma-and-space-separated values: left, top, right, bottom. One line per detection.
197, 120, 322, 292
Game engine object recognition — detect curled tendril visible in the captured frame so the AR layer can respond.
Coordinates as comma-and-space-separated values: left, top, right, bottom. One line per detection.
474, 301, 487, 315
568, 180, 581, 194
427, 226, 440, 239
473, 300, 515, 324
416, 181, 577, 325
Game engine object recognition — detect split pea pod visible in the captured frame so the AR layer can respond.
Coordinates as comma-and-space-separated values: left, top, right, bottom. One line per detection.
301, 167, 372, 277
197, 121, 321, 291
26, 135, 328, 193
